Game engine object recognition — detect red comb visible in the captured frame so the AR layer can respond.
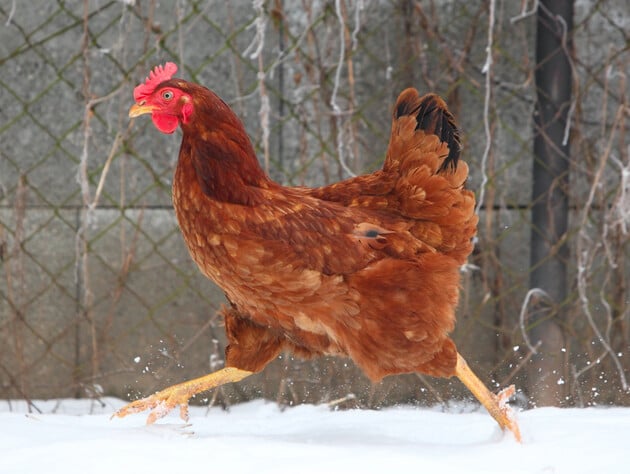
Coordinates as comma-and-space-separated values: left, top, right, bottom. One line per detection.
133, 62, 178, 102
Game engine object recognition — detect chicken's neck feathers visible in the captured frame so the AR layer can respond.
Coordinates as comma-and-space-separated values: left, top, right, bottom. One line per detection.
178, 84, 274, 205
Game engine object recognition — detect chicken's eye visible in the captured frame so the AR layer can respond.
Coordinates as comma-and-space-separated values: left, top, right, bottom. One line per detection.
162, 90, 174, 100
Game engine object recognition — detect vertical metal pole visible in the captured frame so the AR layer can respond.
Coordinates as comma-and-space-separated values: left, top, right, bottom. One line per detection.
528, 0, 573, 406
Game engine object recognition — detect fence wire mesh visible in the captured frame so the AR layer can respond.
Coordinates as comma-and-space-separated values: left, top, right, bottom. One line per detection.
1, 0, 628, 410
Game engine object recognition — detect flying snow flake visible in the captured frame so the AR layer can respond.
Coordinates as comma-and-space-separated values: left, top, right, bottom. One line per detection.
133, 356, 141, 364
557, 377, 565, 385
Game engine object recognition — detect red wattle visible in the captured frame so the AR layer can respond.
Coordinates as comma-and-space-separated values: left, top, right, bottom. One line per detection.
152, 114, 179, 134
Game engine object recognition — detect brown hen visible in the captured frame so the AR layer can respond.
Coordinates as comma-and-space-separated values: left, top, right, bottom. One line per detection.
114, 63, 520, 441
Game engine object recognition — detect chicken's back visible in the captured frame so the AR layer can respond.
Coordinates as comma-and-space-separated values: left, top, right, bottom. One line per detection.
311, 89, 477, 265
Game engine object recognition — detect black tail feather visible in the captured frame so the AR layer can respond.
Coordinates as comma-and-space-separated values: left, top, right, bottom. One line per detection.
394, 90, 461, 173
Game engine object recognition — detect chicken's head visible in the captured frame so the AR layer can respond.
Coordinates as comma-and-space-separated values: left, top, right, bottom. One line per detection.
129, 62, 193, 134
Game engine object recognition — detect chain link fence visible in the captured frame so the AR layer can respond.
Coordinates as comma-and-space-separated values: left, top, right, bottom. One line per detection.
1, 0, 628, 411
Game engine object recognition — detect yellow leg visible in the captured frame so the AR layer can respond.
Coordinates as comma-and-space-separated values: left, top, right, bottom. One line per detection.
112, 367, 253, 424
455, 353, 522, 442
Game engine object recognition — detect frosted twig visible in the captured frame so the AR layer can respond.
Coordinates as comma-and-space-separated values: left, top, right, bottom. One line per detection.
475, 0, 495, 214
554, 14, 577, 147
602, 144, 629, 268
575, 104, 629, 392
264, 22, 314, 86
350, 0, 364, 51
77, 0, 99, 382
79, 85, 125, 211
331, 0, 356, 178
90, 132, 123, 212
570, 364, 585, 407
176, 0, 185, 72
600, 286, 614, 344
4, 0, 16, 26
562, 99, 576, 146
244, 0, 271, 173
258, 70, 271, 173
243, 0, 267, 60
604, 60, 629, 236
330, 0, 345, 111
510, 0, 538, 24
609, 154, 630, 236
384, 27, 392, 81
518, 288, 552, 355
78, 121, 92, 207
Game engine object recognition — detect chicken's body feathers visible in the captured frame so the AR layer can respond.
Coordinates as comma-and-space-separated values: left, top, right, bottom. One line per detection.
170, 86, 474, 381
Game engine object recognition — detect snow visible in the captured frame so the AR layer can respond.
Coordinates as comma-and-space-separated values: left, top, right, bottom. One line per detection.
1, 398, 628, 474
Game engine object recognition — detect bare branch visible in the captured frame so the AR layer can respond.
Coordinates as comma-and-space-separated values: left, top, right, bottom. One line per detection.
475, 0, 496, 214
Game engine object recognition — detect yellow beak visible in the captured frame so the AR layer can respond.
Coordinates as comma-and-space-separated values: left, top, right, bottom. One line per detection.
129, 103, 155, 118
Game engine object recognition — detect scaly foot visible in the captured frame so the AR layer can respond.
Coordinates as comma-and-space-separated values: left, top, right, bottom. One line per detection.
112, 367, 253, 424
455, 354, 522, 442
113, 381, 194, 424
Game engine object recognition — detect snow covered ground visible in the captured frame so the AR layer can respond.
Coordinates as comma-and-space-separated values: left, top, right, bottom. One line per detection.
0, 398, 627, 474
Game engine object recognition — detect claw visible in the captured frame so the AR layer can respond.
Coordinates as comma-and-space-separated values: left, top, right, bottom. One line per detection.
497, 385, 516, 407
179, 403, 190, 422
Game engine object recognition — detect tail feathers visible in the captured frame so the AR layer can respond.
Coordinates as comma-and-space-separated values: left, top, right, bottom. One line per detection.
390, 89, 462, 173
386, 88, 475, 263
